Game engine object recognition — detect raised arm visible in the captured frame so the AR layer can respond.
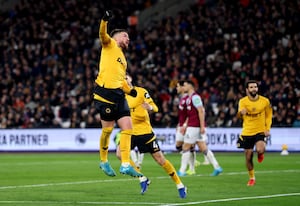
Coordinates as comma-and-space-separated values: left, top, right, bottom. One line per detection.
99, 11, 113, 46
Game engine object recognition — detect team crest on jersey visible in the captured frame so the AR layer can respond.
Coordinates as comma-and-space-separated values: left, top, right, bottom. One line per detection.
117, 57, 124, 65
144, 92, 150, 99
105, 108, 111, 113
194, 98, 201, 104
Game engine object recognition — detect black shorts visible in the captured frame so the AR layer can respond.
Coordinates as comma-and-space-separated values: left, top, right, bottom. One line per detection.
131, 132, 161, 154
93, 85, 130, 121
237, 133, 267, 149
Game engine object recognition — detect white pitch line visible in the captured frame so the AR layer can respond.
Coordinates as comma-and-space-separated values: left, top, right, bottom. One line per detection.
0, 200, 73, 205
0, 179, 135, 190
0, 160, 92, 166
0, 169, 299, 190
159, 193, 300, 206
0, 193, 299, 205
0, 200, 159, 205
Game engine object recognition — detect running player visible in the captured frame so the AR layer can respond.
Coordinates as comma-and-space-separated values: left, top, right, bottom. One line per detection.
116, 74, 187, 198
237, 80, 272, 186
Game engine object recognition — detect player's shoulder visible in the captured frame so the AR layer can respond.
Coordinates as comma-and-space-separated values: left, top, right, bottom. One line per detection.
135, 86, 145, 92
258, 95, 269, 100
191, 92, 201, 99
135, 86, 151, 98
239, 96, 248, 102
258, 95, 271, 103
191, 92, 203, 105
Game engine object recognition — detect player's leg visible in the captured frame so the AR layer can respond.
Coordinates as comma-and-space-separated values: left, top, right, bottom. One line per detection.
134, 134, 154, 195
93, 100, 116, 176
243, 136, 256, 186
256, 141, 265, 163
117, 141, 149, 194
178, 142, 192, 176
245, 149, 255, 186
100, 120, 114, 162
137, 151, 144, 169
176, 127, 193, 175
118, 116, 143, 177
197, 133, 222, 176
130, 149, 138, 165
98, 119, 116, 176
255, 134, 267, 163
117, 101, 143, 177
151, 151, 187, 198
175, 126, 184, 152
186, 145, 196, 175
178, 127, 198, 176
202, 154, 210, 165
130, 153, 149, 195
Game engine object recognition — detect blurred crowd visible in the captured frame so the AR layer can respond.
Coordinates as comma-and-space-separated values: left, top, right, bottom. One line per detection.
0, 0, 299, 129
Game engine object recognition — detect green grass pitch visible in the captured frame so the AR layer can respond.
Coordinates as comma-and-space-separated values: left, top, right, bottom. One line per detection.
0, 152, 299, 206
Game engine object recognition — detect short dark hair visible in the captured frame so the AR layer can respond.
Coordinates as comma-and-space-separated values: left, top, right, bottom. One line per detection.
110, 29, 128, 37
178, 80, 185, 86
245, 80, 258, 88
185, 80, 195, 87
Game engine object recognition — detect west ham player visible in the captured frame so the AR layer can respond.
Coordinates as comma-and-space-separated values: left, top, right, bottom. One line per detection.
175, 81, 200, 175
177, 80, 223, 176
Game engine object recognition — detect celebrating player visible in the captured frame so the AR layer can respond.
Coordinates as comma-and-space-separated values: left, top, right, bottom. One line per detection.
115, 74, 187, 198
93, 10, 142, 178
236, 80, 273, 186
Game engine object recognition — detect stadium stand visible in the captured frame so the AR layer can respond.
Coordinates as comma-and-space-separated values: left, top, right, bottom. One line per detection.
0, 0, 299, 129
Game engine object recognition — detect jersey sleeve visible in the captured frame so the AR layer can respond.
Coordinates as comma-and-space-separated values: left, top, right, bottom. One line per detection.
237, 99, 244, 119
144, 89, 158, 112
99, 20, 111, 46
265, 99, 273, 131
191, 94, 203, 108
122, 79, 132, 94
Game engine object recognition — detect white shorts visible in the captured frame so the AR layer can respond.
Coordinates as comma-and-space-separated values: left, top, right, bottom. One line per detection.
175, 127, 184, 142
197, 133, 208, 142
184, 127, 201, 144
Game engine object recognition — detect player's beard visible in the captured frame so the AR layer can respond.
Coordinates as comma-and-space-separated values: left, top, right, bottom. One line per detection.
121, 41, 129, 51
249, 90, 257, 98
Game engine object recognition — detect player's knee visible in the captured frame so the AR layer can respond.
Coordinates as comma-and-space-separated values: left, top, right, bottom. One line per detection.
176, 145, 182, 152
182, 149, 190, 153
157, 157, 166, 166
102, 127, 113, 135
190, 146, 195, 152
120, 129, 132, 136
256, 148, 264, 154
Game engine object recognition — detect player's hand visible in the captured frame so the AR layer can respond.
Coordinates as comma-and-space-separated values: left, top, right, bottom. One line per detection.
180, 126, 186, 135
129, 89, 137, 97
240, 108, 247, 116
142, 102, 153, 111
264, 130, 270, 137
102, 10, 113, 21
200, 127, 205, 134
